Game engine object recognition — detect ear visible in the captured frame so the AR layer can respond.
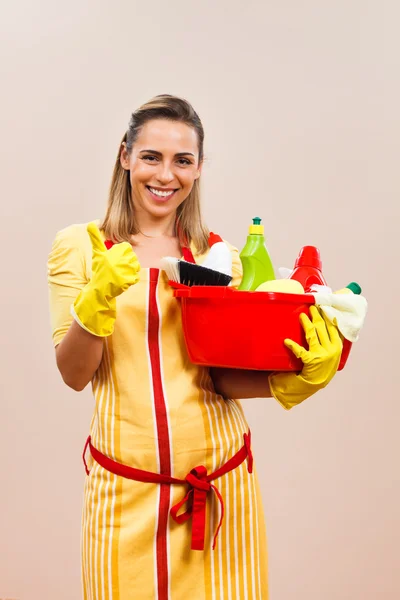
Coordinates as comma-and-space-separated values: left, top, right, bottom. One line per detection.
120, 142, 130, 170
195, 159, 204, 180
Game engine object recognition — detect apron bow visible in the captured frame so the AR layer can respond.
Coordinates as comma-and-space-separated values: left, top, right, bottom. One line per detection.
170, 465, 224, 551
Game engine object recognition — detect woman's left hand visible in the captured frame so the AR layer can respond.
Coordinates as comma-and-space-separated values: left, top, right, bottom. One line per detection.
269, 305, 343, 410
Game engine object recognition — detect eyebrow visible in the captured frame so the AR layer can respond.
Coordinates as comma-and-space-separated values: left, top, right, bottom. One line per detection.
139, 149, 195, 157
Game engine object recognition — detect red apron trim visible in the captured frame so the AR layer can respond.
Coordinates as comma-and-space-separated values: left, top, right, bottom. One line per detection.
82, 431, 253, 551
181, 246, 196, 263
175, 220, 196, 263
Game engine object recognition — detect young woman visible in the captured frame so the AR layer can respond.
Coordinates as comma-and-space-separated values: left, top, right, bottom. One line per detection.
48, 94, 342, 600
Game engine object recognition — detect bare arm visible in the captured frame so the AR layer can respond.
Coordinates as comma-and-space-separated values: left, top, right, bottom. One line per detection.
55, 320, 104, 392
210, 368, 273, 400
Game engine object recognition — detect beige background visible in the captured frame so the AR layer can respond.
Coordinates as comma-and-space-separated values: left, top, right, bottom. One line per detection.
1, 1, 399, 598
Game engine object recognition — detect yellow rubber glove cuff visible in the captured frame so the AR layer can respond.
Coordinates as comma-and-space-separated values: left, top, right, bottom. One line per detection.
268, 305, 343, 410
72, 222, 140, 337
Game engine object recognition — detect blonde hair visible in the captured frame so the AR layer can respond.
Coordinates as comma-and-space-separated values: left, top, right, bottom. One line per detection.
99, 94, 210, 254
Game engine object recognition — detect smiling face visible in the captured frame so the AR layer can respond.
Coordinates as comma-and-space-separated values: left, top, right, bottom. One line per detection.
120, 119, 203, 222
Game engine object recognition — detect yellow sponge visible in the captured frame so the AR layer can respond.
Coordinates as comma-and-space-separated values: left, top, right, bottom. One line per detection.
255, 279, 305, 294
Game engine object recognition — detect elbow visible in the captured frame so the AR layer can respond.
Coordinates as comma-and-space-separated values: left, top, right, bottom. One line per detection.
55, 353, 91, 392
66, 377, 88, 392
60, 371, 89, 392
56, 360, 90, 391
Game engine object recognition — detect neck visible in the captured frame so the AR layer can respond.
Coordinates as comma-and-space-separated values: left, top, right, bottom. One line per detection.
135, 211, 177, 238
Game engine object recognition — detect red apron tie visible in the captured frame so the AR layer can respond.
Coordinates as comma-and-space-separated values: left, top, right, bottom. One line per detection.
83, 432, 253, 551
169, 466, 225, 551
243, 431, 253, 473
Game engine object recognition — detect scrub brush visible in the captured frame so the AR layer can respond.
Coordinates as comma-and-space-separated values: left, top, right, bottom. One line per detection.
161, 233, 233, 287
161, 257, 232, 287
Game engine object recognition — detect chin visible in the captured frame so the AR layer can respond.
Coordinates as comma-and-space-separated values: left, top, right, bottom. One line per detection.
145, 202, 178, 217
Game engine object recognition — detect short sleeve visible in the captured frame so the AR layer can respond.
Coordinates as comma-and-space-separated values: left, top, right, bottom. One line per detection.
223, 240, 243, 289
47, 224, 89, 347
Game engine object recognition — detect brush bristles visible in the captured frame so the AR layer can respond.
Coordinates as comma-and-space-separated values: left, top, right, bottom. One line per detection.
178, 261, 232, 287
160, 257, 180, 282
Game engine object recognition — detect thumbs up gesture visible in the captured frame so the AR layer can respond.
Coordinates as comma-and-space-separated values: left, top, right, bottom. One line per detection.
87, 222, 140, 299
71, 222, 141, 337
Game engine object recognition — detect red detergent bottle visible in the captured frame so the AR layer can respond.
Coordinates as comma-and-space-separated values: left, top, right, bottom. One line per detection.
289, 245, 352, 370
289, 246, 327, 292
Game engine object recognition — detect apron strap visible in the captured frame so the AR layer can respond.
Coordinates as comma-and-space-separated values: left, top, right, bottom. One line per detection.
181, 246, 196, 263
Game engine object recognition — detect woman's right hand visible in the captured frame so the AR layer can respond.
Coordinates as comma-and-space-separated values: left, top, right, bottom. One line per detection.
71, 222, 141, 337
87, 222, 140, 300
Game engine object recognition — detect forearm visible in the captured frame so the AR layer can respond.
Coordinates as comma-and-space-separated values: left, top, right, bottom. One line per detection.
55, 320, 104, 391
210, 368, 273, 400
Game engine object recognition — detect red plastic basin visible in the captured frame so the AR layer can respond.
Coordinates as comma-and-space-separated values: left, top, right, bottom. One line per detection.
173, 285, 352, 371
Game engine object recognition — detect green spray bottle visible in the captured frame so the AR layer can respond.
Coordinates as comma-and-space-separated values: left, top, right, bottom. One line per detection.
238, 217, 275, 291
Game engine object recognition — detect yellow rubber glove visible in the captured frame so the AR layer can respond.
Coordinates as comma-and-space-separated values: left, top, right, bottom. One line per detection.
71, 222, 141, 337
268, 305, 343, 410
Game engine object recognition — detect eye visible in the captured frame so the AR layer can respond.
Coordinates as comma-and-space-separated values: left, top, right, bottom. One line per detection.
142, 155, 159, 162
141, 155, 192, 166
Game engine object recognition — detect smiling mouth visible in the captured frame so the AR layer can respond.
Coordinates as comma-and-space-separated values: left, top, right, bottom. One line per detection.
146, 186, 178, 200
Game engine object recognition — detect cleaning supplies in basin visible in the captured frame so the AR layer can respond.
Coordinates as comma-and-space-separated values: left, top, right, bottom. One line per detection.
161, 231, 233, 287
202, 232, 233, 277
238, 217, 275, 290
288, 246, 327, 292
334, 282, 362, 295
255, 279, 305, 294
312, 286, 367, 342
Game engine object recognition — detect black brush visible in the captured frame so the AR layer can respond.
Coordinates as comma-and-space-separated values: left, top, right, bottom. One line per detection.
161, 256, 232, 287
179, 260, 232, 286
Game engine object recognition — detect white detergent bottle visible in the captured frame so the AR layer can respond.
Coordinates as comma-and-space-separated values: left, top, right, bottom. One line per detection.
202, 232, 232, 277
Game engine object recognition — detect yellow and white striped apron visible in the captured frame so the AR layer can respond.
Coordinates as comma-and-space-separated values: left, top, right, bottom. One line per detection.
48, 223, 269, 599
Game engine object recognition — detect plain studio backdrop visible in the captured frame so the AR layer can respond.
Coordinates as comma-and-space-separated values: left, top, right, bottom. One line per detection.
1, 1, 399, 599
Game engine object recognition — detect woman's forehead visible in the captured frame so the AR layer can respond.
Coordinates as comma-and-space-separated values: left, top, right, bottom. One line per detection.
135, 119, 198, 152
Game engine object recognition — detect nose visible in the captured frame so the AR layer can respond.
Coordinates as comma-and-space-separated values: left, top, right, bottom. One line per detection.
156, 161, 176, 185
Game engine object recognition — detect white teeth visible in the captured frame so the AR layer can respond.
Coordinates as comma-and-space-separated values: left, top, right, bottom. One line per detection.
149, 187, 175, 197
